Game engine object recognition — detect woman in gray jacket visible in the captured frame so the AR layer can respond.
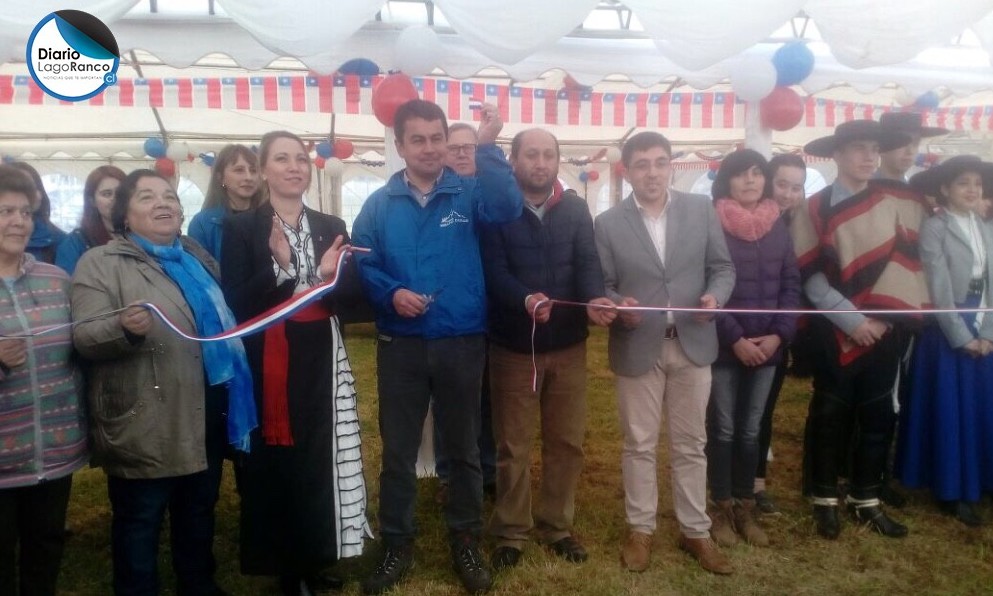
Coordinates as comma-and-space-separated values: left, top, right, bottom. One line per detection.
72, 169, 254, 595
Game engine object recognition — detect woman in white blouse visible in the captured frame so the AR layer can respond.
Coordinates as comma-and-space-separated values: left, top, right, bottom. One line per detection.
897, 155, 993, 528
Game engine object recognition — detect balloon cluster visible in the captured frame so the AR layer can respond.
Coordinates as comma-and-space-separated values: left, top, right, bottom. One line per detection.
914, 153, 940, 168
143, 138, 178, 177
730, 42, 813, 132
315, 139, 354, 160
578, 169, 600, 183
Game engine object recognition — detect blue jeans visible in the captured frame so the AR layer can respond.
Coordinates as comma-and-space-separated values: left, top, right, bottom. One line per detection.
708, 364, 776, 501
376, 334, 486, 546
107, 386, 226, 596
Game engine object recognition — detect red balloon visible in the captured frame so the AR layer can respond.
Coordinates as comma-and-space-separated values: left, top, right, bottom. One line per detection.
587, 170, 600, 182
314, 156, 327, 169
333, 139, 354, 160
372, 74, 419, 127
708, 160, 721, 172
760, 86, 804, 131
613, 161, 626, 177
155, 158, 176, 178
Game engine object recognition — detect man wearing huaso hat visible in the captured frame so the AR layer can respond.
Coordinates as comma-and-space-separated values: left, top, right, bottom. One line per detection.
792, 120, 931, 540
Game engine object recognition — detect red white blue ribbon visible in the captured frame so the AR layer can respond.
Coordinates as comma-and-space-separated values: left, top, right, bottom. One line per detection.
0, 248, 366, 342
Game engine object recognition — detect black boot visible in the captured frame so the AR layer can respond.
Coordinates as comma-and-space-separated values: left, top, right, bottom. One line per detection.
849, 504, 908, 538
813, 505, 840, 539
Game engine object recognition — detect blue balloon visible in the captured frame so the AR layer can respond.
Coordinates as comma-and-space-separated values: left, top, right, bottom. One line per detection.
578, 171, 590, 183
772, 42, 815, 86
200, 152, 215, 167
707, 170, 717, 181
338, 58, 380, 76
143, 137, 166, 159
914, 153, 926, 167
914, 91, 940, 109
1, 155, 15, 164
316, 141, 333, 159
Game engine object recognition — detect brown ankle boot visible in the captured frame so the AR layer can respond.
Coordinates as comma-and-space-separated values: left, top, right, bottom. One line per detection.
710, 499, 738, 547
732, 499, 769, 546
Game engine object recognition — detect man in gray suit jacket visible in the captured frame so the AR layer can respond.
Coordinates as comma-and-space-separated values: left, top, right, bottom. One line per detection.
594, 132, 735, 575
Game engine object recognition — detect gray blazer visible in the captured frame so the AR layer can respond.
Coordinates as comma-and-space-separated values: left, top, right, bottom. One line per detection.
919, 210, 993, 347
594, 190, 735, 375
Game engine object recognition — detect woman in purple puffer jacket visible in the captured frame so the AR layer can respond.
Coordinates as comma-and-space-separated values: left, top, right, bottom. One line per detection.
706, 149, 801, 549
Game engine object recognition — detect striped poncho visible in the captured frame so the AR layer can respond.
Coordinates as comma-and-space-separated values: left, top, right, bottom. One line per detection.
791, 181, 931, 366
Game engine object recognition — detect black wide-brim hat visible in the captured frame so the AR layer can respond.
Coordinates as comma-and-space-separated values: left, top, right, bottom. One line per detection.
909, 155, 993, 199
879, 111, 949, 139
803, 120, 913, 158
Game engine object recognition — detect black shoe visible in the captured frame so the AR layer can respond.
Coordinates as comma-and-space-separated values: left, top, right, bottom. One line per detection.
548, 536, 588, 563
881, 483, 908, 509
813, 505, 840, 539
940, 501, 983, 528
361, 545, 414, 595
755, 491, 780, 515
451, 536, 492, 594
491, 546, 522, 571
305, 570, 345, 594
849, 504, 908, 538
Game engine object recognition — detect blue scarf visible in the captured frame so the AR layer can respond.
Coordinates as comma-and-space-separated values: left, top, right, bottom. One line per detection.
130, 233, 257, 452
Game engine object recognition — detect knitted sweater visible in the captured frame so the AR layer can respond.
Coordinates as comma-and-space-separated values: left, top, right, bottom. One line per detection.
0, 255, 86, 489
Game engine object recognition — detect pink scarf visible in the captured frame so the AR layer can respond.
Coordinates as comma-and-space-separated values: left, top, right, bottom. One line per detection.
715, 198, 780, 242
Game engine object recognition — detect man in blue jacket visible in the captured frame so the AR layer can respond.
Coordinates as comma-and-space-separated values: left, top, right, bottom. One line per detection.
352, 99, 523, 595
482, 128, 615, 571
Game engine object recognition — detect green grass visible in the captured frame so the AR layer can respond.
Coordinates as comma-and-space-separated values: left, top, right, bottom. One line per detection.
58, 325, 993, 595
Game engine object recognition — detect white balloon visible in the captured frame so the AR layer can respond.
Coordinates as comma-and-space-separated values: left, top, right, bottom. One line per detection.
728, 56, 777, 102
394, 25, 442, 76
325, 157, 345, 176
605, 147, 622, 164
166, 142, 189, 162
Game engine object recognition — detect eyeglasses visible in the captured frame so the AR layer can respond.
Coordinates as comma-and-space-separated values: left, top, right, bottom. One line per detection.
447, 143, 477, 156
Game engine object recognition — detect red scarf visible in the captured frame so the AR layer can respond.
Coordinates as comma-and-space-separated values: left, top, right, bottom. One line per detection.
261, 301, 333, 446
715, 198, 780, 241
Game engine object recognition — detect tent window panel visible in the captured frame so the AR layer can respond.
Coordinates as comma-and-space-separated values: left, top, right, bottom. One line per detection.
42, 174, 84, 234
177, 176, 205, 235
342, 176, 386, 231
596, 180, 631, 215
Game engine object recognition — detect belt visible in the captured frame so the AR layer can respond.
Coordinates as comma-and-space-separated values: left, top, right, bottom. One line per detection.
967, 278, 985, 296
663, 326, 678, 340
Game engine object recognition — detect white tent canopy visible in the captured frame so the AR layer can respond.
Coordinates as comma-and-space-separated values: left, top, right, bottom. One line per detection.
1, 0, 992, 229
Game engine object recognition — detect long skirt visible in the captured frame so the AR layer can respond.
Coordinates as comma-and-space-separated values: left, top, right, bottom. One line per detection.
897, 302, 993, 502
240, 316, 370, 576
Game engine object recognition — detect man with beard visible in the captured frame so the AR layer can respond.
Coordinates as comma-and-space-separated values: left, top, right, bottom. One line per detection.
481, 128, 616, 571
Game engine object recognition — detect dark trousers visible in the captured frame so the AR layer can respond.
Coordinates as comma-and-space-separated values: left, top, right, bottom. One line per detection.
434, 359, 496, 486
806, 331, 907, 500
755, 360, 788, 480
0, 475, 73, 596
107, 386, 226, 596
377, 334, 486, 546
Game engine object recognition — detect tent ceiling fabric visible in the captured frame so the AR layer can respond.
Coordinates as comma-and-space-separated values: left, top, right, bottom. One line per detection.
627, 0, 807, 71
1, 1, 992, 82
